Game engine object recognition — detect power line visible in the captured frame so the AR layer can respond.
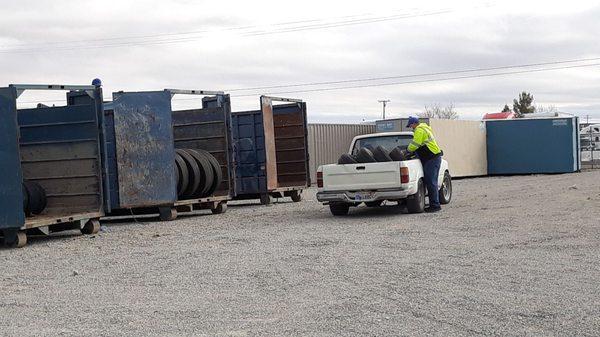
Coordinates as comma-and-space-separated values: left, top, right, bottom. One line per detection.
0, 9, 458, 54
0, 8, 451, 50
226, 56, 600, 91
230, 62, 600, 97
16, 58, 600, 104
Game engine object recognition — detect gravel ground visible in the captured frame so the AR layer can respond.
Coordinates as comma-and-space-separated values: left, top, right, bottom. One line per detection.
1, 171, 600, 336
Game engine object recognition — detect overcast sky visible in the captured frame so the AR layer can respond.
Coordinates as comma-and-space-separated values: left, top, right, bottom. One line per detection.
1, 0, 600, 122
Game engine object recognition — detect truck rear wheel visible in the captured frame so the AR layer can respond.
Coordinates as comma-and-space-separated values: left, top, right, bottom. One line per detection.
439, 171, 452, 204
406, 179, 425, 213
329, 203, 350, 216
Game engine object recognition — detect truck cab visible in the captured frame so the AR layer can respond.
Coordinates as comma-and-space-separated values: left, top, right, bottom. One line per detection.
316, 132, 451, 215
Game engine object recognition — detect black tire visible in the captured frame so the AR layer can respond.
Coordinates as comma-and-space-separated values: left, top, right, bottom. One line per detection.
22, 183, 30, 215
290, 190, 302, 202
365, 201, 382, 207
23, 181, 46, 215
329, 202, 350, 216
439, 171, 452, 205
174, 160, 180, 194
35, 183, 47, 213
195, 149, 222, 197
406, 179, 425, 214
23, 182, 35, 215
338, 153, 357, 164
174, 153, 189, 198
185, 149, 212, 198
356, 148, 376, 163
176, 149, 201, 199
389, 147, 406, 161
373, 146, 392, 162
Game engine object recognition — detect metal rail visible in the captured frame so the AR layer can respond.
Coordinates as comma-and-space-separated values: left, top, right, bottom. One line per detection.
9, 84, 98, 99
166, 89, 224, 96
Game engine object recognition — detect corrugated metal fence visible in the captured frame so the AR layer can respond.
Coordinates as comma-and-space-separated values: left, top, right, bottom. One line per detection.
307, 123, 376, 183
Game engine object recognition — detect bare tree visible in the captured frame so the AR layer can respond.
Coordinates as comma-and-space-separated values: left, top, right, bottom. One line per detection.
536, 104, 558, 113
418, 103, 459, 119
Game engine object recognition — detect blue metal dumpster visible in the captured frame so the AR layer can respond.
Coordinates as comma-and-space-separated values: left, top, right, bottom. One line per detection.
486, 117, 580, 174
231, 96, 310, 204
172, 91, 234, 198
0, 84, 105, 247
101, 89, 232, 220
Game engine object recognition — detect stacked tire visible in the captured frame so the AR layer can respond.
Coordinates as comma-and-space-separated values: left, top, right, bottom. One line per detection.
337, 145, 415, 164
174, 149, 223, 199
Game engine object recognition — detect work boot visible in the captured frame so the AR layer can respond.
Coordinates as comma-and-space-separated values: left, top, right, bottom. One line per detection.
425, 206, 441, 213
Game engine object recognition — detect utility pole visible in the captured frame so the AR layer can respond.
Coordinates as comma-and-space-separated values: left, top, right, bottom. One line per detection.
588, 115, 595, 169
378, 99, 390, 120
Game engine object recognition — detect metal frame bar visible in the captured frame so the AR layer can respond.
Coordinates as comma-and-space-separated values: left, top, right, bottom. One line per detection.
10, 84, 97, 98
261, 96, 303, 103
166, 89, 224, 97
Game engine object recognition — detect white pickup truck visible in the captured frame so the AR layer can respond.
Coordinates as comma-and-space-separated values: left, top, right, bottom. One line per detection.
316, 132, 452, 215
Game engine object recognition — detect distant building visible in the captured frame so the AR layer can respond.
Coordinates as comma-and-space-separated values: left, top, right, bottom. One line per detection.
482, 111, 515, 120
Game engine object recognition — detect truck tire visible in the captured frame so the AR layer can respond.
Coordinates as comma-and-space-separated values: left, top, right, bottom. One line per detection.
389, 147, 406, 161
356, 148, 376, 163
439, 171, 452, 204
194, 149, 222, 196
175, 149, 201, 198
406, 179, 425, 213
185, 149, 213, 198
338, 153, 357, 164
373, 146, 392, 162
174, 153, 189, 198
329, 202, 350, 216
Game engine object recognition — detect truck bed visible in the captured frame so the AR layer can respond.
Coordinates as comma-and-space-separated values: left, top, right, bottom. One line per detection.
320, 161, 407, 191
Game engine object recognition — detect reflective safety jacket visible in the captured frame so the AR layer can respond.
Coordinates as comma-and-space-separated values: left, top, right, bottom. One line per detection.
407, 123, 442, 162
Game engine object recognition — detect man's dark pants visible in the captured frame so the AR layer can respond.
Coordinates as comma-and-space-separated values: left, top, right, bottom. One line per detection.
423, 156, 442, 208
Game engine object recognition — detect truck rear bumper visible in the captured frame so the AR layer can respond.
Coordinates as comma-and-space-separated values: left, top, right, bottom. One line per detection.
316, 188, 410, 204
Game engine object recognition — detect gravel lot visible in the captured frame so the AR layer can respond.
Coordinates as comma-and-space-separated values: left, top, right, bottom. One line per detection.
1, 171, 599, 336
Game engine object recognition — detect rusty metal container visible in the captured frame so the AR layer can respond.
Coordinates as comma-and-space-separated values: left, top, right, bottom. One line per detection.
231, 96, 310, 204
101, 89, 232, 220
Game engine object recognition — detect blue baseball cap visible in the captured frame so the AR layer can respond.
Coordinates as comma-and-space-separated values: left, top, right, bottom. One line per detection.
406, 116, 419, 127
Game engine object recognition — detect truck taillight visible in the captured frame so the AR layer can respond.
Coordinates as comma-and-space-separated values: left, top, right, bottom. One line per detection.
317, 171, 323, 188
400, 167, 409, 184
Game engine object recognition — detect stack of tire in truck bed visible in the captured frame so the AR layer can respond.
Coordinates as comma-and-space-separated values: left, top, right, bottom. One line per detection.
174, 149, 223, 199
338, 145, 416, 164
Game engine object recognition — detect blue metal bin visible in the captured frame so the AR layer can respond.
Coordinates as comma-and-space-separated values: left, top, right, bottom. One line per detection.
101, 89, 233, 219
0, 84, 105, 247
486, 117, 580, 174
231, 96, 310, 204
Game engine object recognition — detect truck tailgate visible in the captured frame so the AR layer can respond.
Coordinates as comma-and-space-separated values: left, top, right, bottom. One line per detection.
321, 162, 401, 191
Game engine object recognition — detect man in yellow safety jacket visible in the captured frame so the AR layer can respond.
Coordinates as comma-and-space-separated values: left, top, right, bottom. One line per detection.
406, 116, 443, 212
